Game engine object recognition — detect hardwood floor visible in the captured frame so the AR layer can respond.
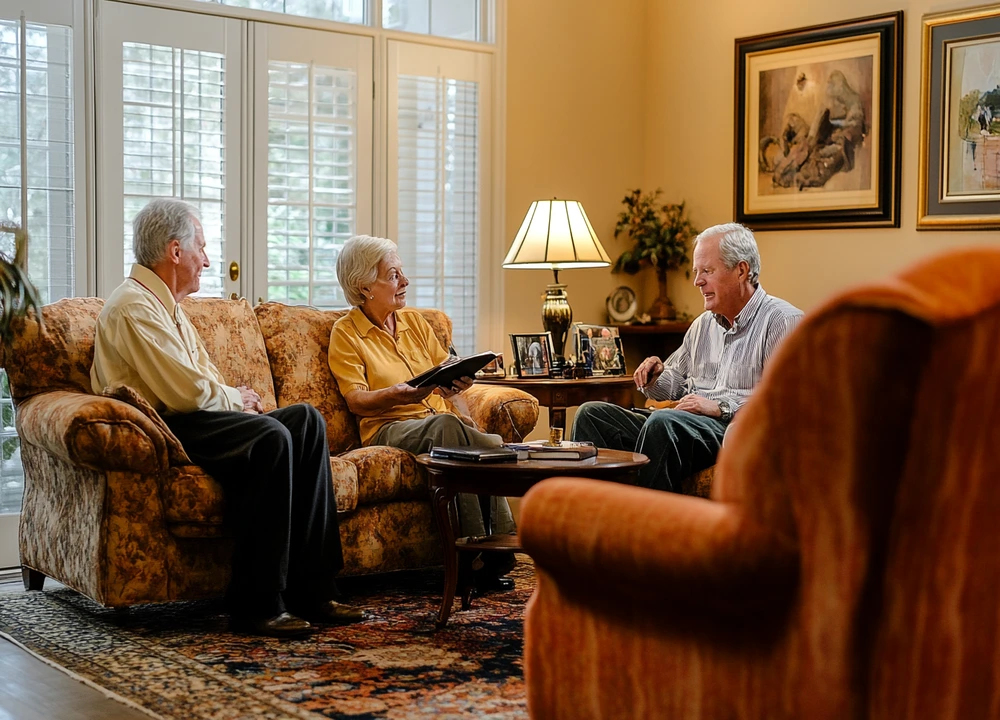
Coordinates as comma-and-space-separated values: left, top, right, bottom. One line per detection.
0, 572, 149, 720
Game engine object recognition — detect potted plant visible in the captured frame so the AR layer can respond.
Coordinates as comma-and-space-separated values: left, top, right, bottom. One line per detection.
0, 223, 42, 342
612, 189, 698, 322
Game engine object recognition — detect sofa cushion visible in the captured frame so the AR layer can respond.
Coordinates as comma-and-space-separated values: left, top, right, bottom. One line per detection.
340, 445, 426, 505
255, 302, 454, 455
3, 297, 103, 402
181, 297, 277, 412
162, 455, 360, 531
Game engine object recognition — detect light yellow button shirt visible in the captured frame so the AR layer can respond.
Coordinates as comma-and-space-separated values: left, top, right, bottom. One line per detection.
329, 306, 456, 446
90, 264, 243, 415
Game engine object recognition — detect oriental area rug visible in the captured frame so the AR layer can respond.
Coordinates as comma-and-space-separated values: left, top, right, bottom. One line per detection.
0, 557, 533, 719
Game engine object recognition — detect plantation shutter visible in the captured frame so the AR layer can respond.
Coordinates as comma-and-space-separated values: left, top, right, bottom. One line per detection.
390, 42, 490, 356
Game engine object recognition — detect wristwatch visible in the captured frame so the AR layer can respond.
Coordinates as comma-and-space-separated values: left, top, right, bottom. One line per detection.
718, 400, 733, 423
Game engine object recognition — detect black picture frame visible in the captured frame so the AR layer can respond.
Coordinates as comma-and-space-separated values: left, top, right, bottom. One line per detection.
510, 332, 554, 378
734, 12, 903, 230
918, 6, 1000, 230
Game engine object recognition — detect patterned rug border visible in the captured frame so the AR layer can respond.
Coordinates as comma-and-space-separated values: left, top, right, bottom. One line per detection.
0, 628, 166, 720
0, 562, 532, 720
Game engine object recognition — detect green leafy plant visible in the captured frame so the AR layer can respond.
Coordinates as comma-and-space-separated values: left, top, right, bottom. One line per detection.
612, 189, 698, 276
0, 223, 43, 343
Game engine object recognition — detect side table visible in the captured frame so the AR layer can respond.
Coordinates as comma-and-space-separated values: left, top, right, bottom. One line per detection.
477, 376, 636, 431
416, 449, 649, 627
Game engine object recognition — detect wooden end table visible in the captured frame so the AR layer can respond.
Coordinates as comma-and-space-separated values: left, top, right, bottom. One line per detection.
416, 448, 649, 627
477, 375, 637, 431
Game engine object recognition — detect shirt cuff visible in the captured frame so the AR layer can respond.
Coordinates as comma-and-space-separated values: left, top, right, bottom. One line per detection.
223, 385, 243, 412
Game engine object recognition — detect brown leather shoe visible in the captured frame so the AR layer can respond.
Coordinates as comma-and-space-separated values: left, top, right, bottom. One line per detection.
295, 600, 365, 626
230, 611, 313, 638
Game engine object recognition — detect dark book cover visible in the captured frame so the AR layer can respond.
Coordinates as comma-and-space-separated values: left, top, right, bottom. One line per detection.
407, 351, 499, 389
428, 446, 519, 463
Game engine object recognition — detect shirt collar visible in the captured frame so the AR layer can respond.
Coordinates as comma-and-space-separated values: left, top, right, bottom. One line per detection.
712, 284, 767, 332
348, 306, 409, 339
129, 264, 178, 317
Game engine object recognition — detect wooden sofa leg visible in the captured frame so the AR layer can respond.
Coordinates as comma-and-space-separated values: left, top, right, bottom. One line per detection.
21, 567, 45, 591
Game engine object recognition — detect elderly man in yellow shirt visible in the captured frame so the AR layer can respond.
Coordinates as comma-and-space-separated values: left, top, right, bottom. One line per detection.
91, 198, 364, 638
329, 234, 517, 594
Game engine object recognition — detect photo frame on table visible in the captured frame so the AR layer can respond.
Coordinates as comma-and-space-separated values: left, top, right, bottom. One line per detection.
572, 324, 626, 376
918, 6, 1000, 230
735, 12, 902, 230
510, 332, 554, 378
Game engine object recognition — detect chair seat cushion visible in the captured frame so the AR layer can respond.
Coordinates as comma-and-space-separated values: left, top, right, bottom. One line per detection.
162, 456, 362, 532
340, 446, 426, 505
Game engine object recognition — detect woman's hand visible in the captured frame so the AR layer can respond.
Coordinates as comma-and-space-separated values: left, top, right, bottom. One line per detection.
391, 382, 437, 404
435, 375, 474, 399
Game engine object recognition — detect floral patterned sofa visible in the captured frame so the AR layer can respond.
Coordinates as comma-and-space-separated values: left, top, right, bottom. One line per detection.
3, 297, 539, 608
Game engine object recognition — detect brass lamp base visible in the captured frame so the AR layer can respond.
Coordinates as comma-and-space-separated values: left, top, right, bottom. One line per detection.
542, 283, 572, 365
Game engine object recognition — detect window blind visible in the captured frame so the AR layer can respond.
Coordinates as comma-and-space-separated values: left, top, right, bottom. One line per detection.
0, 17, 76, 515
266, 60, 358, 308
396, 73, 479, 354
122, 42, 226, 296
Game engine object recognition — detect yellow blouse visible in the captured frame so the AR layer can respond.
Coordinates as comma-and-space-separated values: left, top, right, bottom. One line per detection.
329, 307, 455, 445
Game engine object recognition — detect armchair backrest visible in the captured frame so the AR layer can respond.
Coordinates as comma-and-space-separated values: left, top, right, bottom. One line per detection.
714, 247, 1000, 716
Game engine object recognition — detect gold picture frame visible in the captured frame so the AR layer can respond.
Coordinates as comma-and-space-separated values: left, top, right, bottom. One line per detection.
918, 5, 1000, 230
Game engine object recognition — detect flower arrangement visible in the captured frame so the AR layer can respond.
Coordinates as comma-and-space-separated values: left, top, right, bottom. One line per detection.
611, 189, 698, 322
0, 223, 42, 342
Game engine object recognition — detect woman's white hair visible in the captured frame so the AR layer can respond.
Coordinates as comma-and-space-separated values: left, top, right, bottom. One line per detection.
337, 235, 398, 307
694, 222, 761, 286
132, 198, 200, 267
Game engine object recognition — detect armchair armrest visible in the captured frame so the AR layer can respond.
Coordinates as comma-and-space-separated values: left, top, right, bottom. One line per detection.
463, 384, 539, 442
521, 478, 799, 617
16, 390, 174, 474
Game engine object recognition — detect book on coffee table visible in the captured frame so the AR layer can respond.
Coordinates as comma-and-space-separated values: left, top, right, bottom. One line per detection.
505, 440, 598, 461
428, 446, 519, 463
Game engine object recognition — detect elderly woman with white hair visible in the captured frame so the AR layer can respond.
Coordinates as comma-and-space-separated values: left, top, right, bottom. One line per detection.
329, 234, 516, 593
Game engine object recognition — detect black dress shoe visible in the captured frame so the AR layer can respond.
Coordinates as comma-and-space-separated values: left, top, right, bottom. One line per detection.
230, 611, 312, 638
473, 574, 515, 597
292, 600, 366, 626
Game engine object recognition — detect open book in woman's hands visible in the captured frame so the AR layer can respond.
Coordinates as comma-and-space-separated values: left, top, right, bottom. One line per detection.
406, 351, 500, 389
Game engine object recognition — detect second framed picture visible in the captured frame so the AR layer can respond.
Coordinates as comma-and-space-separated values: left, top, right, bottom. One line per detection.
735, 12, 903, 230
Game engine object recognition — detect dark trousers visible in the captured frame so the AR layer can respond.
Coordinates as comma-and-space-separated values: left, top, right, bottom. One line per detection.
570, 401, 725, 493
164, 404, 343, 616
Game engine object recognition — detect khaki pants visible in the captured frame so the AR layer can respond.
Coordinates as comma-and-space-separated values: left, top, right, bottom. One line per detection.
372, 414, 517, 536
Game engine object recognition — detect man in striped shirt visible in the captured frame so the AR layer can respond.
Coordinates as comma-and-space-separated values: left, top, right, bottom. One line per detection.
571, 222, 802, 492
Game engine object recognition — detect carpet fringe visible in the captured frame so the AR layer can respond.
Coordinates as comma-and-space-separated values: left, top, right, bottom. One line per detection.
0, 630, 168, 720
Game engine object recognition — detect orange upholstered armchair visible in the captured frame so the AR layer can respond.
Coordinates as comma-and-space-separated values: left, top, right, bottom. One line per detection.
521, 248, 1000, 720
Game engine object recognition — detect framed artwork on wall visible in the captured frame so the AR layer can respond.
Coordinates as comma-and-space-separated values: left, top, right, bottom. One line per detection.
918, 6, 1000, 230
734, 12, 903, 230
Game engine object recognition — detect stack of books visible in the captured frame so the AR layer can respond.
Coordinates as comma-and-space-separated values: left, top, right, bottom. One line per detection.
504, 440, 598, 461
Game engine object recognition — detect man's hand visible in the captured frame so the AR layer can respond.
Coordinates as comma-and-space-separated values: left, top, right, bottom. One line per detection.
633, 356, 665, 390
237, 385, 264, 414
436, 375, 474, 399
673, 393, 720, 417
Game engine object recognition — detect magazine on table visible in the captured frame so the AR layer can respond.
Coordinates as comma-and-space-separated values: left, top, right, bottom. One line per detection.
504, 440, 598, 461
406, 351, 500, 389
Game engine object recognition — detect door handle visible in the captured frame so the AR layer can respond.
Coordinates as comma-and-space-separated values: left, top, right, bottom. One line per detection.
229, 261, 239, 281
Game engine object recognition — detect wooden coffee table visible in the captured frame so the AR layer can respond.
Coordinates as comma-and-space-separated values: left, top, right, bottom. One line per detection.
416, 448, 649, 627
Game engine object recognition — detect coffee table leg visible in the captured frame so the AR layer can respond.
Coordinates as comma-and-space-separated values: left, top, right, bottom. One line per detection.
431, 483, 458, 628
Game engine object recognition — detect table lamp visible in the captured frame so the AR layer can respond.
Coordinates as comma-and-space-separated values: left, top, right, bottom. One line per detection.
503, 199, 611, 365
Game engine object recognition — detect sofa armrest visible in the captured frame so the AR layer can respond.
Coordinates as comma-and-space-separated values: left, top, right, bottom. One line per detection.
521, 477, 798, 617
463, 384, 539, 442
16, 390, 173, 474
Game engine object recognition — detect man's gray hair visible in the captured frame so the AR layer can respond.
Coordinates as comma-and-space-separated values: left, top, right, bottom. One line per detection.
694, 222, 760, 286
337, 234, 398, 307
132, 198, 200, 267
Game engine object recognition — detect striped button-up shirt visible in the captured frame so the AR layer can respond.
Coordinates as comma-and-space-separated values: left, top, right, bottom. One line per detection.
642, 285, 802, 413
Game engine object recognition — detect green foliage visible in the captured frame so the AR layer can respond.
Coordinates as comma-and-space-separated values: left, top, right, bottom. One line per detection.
612, 189, 698, 276
0, 224, 43, 344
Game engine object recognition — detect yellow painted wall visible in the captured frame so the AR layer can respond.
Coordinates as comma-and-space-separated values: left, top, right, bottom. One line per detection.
643, 0, 1000, 316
